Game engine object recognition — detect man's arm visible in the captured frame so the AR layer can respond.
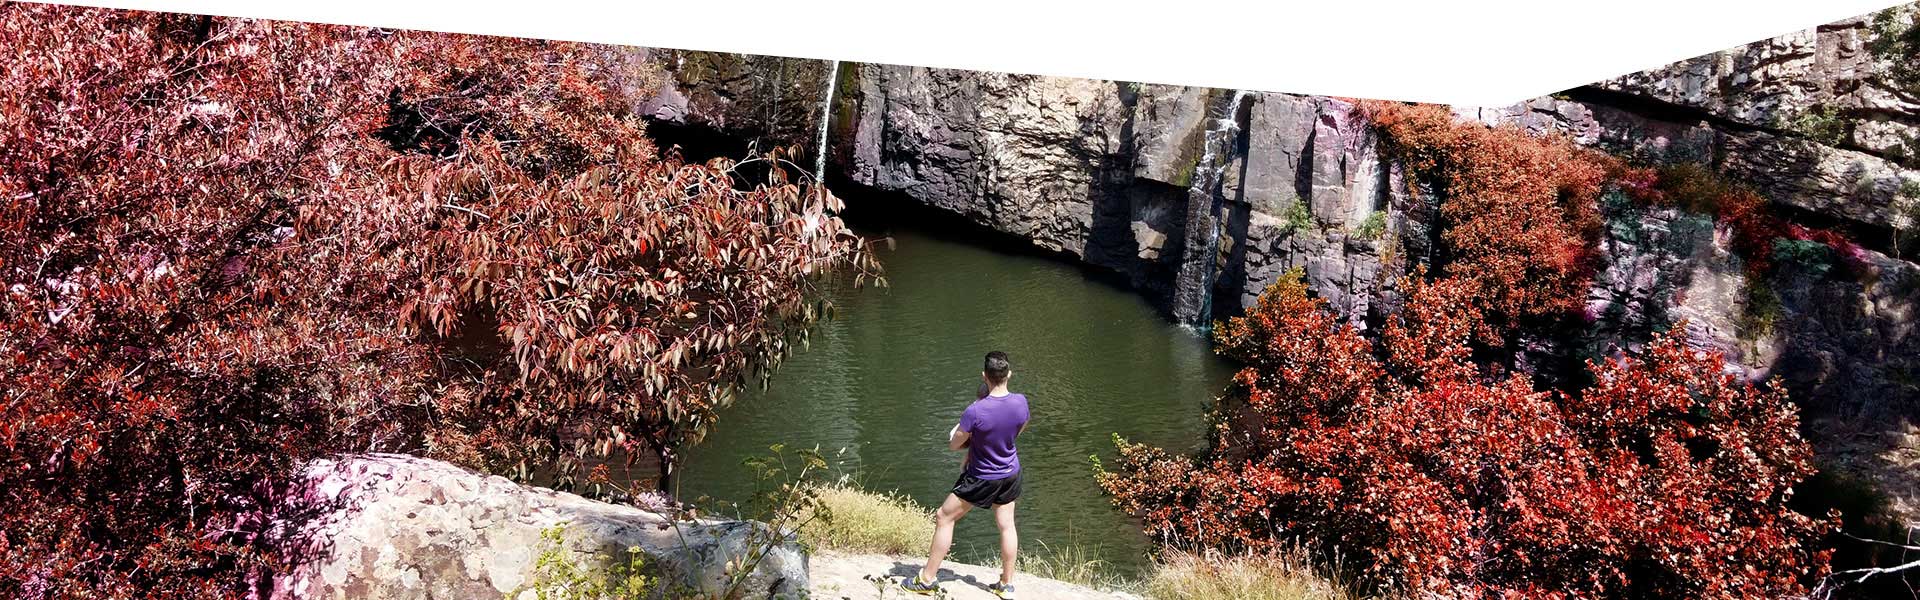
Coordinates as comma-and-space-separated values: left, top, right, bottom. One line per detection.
948, 425, 972, 451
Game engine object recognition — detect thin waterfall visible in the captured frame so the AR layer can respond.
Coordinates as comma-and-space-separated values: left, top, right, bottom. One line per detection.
1170, 90, 1254, 329
813, 60, 841, 184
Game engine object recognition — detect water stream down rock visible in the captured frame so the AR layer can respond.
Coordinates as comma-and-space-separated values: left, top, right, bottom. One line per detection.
1170, 90, 1254, 327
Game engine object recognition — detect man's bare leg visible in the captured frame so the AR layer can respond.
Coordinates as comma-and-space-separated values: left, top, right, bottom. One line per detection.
918, 494, 972, 584
993, 501, 1018, 586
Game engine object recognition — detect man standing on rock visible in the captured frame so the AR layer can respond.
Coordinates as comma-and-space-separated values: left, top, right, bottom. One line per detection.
903, 350, 1028, 599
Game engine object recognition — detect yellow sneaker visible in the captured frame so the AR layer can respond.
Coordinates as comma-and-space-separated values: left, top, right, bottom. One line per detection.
900, 574, 940, 595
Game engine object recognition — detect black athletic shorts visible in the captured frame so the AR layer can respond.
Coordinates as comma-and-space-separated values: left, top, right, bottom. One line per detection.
952, 471, 1022, 508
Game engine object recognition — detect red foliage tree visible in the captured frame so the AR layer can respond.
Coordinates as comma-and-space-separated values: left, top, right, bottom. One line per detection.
1357, 102, 1613, 341
1097, 272, 1832, 598
397, 141, 881, 487
0, 5, 876, 596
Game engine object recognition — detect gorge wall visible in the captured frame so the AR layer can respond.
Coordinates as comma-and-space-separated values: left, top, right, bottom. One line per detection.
640, 54, 1411, 327
638, 8, 1920, 516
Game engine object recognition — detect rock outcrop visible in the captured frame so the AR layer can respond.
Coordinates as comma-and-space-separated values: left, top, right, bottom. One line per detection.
1459, 88, 1920, 424
832, 69, 1413, 325
642, 3, 1919, 379
1595, 11, 1920, 162
1580, 202, 1920, 406
636, 49, 833, 152
272, 454, 807, 599
1458, 91, 1918, 233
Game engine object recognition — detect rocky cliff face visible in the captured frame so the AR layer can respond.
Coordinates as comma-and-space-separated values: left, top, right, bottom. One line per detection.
636, 49, 833, 153
1455, 9, 1920, 431
648, 59, 1409, 327
1595, 12, 1920, 164
640, 5, 1920, 514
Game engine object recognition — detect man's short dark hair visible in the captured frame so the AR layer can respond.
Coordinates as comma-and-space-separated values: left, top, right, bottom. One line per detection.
983, 351, 1011, 384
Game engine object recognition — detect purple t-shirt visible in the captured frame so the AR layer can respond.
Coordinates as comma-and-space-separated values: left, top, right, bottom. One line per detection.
960, 393, 1029, 480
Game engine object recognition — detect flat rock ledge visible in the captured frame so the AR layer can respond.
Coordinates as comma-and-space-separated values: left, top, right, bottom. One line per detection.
270, 453, 807, 599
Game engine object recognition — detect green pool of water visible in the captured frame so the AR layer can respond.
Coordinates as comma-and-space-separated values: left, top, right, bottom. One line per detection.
677, 217, 1234, 576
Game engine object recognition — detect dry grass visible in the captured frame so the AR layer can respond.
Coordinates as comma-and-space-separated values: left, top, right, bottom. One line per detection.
797, 482, 935, 555
1017, 540, 1114, 589
793, 483, 1365, 599
1143, 548, 1362, 600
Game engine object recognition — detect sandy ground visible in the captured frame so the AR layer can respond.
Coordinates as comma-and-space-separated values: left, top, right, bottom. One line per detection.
807, 551, 1141, 600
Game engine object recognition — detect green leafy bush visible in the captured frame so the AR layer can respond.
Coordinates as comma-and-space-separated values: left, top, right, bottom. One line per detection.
1738, 277, 1785, 341
1772, 238, 1836, 278
1283, 201, 1315, 233
1785, 105, 1849, 146
1871, 5, 1920, 93
1352, 212, 1387, 240
516, 524, 658, 600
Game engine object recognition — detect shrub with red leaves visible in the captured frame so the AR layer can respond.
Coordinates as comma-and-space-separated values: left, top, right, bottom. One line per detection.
1097, 272, 1832, 598
1357, 101, 1613, 341
0, 5, 875, 597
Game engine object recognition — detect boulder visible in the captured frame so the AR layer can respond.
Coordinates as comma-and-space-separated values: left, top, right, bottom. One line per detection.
271, 454, 807, 600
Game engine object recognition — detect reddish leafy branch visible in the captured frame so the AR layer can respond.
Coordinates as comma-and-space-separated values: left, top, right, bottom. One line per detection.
1098, 273, 1832, 598
0, 5, 877, 597
396, 141, 883, 488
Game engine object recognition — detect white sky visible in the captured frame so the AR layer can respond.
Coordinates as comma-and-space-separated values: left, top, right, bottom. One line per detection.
32, 0, 1911, 106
